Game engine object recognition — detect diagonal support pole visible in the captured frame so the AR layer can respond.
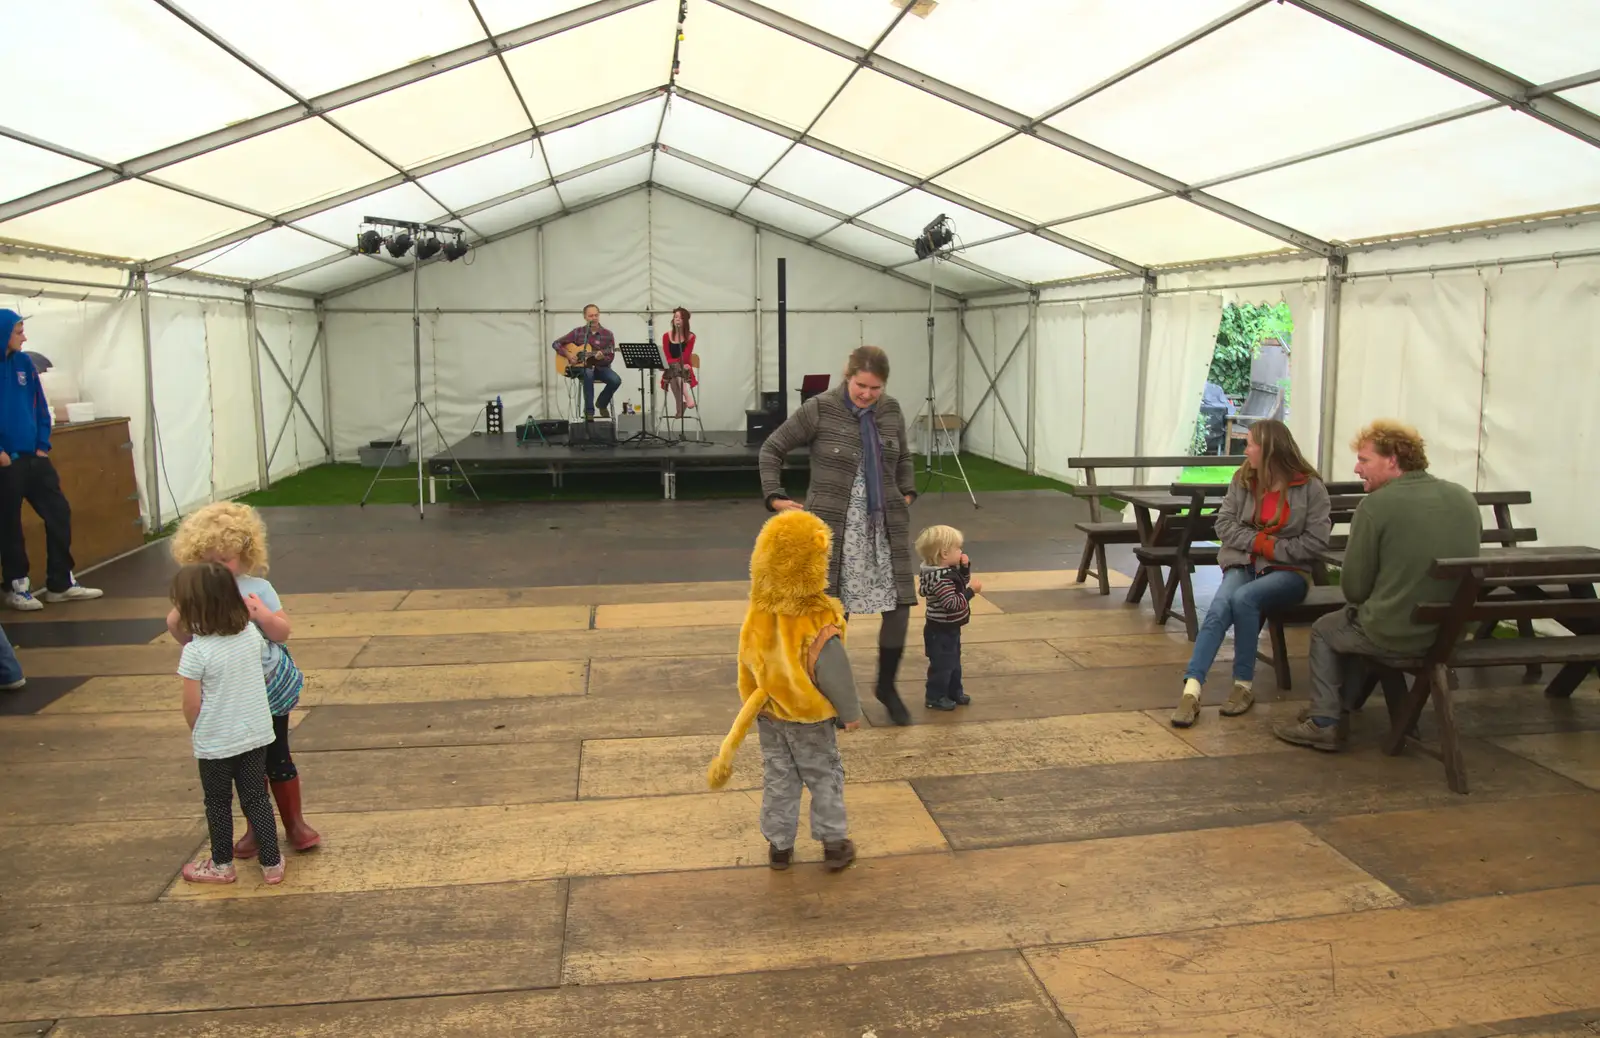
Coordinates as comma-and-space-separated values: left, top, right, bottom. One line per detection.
257, 328, 331, 466
963, 320, 1030, 453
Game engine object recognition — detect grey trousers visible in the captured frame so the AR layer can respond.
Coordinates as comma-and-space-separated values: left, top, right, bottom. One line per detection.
757, 715, 848, 849
1308, 607, 1412, 721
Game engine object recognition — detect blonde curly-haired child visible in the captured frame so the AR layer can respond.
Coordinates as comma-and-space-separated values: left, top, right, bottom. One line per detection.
166, 501, 320, 856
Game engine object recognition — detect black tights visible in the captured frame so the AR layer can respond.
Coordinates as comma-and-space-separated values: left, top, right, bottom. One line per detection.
198, 748, 281, 867
843, 604, 911, 650
264, 713, 297, 782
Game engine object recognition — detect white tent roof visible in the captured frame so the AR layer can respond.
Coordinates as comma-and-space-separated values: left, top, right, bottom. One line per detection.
3, 0, 1598, 297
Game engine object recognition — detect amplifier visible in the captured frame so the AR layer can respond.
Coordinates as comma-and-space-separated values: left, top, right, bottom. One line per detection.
746, 408, 780, 445
760, 391, 782, 412
569, 419, 616, 446
516, 418, 568, 442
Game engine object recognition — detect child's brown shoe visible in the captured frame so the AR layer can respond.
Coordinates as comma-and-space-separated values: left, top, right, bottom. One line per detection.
769, 843, 793, 870
823, 839, 856, 872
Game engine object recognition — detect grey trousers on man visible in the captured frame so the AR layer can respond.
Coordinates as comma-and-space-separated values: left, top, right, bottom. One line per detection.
757, 715, 848, 850
1308, 607, 1413, 721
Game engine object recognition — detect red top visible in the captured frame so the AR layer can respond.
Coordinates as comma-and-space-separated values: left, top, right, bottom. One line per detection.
660, 332, 697, 388
1249, 475, 1305, 567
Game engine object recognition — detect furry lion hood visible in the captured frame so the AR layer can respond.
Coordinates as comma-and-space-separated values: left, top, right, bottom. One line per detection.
748, 509, 834, 616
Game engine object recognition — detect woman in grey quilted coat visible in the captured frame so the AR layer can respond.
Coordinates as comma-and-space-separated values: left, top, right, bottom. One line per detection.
758, 346, 919, 725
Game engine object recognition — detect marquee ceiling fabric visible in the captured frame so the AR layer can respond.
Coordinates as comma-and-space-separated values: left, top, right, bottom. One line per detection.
2, 0, 1597, 295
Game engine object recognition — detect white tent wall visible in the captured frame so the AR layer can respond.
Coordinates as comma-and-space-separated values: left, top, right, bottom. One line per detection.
1137, 293, 1224, 486
1028, 296, 1145, 484
148, 297, 214, 517
960, 303, 1030, 469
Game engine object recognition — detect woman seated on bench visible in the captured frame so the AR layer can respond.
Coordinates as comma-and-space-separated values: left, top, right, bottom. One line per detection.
1172, 419, 1331, 728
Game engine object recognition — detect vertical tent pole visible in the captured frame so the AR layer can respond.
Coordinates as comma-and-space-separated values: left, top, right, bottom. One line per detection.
537, 225, 549, 418
412, 248, 424, 516
244, 289, 269, 490
1026, 290, 1039, 473
316, 298, 333, 462
136, 271, 161, 533
1134, 275, 1156, 484
956, 301, 966, 436
753, 227, 762, 409
1317, 253, 1347, 472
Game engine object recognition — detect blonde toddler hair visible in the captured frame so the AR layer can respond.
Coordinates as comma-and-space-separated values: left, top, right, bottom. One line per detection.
170, 500, 271, 575
915, 524, 964, 566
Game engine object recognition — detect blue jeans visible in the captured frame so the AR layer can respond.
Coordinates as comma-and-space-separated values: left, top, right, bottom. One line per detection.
1184, 567, 1307, 684
0, 624, 23, 685
580, 366, 622, 414
924, 624, 963, 703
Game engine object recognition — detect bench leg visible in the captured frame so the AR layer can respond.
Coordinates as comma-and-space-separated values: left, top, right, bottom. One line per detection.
1429, 663, 1469, 794
1386, 668, 1434, 757
1094, 542, 1110, 596
1267, 617, 1291, 691
1544, 662, 1598, 699
1178, 564, 1199, 641
1153, 566, 1180, 626
1075, 538, 1094, 585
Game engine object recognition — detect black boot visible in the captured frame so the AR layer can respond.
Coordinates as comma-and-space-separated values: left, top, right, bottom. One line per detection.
875, 646, 912, 726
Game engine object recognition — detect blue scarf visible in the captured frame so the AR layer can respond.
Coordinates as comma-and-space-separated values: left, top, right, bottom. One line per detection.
846, 391, 884, 528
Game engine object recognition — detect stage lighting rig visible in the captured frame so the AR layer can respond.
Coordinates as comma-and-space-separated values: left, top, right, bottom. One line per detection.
416, 236, 442, 261
356, 229, 383, 255
442, 235, 469, 261
913, 214, 955, 260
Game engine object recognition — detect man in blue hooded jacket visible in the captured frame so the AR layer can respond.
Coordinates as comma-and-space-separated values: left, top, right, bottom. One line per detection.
0, 310, 101, 610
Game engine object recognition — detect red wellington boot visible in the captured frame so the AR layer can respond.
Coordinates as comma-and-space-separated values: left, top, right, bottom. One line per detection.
271, 776, 321, 851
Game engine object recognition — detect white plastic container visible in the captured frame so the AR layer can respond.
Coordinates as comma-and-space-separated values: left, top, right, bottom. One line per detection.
66, 401, 97, 423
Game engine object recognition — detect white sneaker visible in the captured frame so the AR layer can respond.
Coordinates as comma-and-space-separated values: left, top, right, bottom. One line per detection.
0, 678, 25, 691
41, 574, 102, 603
5, 579, 43, 612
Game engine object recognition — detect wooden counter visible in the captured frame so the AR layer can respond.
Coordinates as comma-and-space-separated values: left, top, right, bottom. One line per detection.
19, 417, 142, 587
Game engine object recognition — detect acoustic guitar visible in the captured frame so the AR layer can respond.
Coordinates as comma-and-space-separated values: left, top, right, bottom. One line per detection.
554, 341, 602, 377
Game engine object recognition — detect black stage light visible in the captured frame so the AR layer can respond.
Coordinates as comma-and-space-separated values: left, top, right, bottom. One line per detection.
386, 231, 414, 258
356, 229, 383, 254
913, 214, 955, 259
442, 237, 469, 261
416, 236, 442, 261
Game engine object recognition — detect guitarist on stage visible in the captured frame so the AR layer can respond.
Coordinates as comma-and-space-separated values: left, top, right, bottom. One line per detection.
552, 304, 620, 420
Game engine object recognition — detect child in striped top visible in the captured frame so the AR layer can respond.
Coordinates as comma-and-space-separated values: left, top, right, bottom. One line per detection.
173, 562, 284, 886
916, 525, 982, 712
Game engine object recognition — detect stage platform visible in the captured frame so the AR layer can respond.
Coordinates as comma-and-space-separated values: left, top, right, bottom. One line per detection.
426, 427, 806, 499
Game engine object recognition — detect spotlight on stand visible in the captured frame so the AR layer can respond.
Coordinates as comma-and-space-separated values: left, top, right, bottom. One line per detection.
442, 235, 469, 262
913, 214, 955, 260
356, 229, 383, 255
385, 231, 414, 258
416, 236, 442, 261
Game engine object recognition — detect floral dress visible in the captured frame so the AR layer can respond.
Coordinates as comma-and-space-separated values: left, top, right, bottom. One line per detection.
838, 463, 898, 615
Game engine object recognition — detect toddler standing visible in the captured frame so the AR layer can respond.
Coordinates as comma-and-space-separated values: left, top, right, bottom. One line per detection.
708, 510, 862, 872
916, 525, 981, 711
167, 501, 319, 856
173, 562, 284, 885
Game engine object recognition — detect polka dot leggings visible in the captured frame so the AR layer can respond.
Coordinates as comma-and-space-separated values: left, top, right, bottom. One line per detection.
198, 747, 281, 868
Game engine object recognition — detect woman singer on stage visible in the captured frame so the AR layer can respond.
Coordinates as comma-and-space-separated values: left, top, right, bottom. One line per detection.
660, 307, 697, 419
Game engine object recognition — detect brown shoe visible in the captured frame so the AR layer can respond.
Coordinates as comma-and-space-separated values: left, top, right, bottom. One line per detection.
769, 844, 793, 870
1170, 695, 1200, 728
1220, 681, 1254, 717
1273, 716, 1343, 752
823, 839, 856, 872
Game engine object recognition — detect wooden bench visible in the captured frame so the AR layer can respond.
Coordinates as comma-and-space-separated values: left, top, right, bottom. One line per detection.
1067, 455, 1245, 595
1262, 489, 1537, 690
1357, 554, 1600, 793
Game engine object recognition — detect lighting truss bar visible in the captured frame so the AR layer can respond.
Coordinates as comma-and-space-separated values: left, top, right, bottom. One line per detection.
0, 0, 652, 224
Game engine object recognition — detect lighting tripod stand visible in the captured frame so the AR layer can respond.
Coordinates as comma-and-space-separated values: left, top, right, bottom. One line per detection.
917, 248, 977, 508
358, 216, 479, 517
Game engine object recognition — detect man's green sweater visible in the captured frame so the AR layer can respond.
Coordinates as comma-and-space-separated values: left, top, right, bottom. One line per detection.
1342, 470, 1482, 654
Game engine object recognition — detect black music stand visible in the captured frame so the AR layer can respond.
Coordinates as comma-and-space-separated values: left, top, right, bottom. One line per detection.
616, 342, 674, 447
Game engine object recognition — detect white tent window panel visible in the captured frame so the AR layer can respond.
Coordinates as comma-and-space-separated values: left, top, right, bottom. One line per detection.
156, 119, 399, 217
0, 0, 294, 163
1212, 108, 1600, 243
559, 154, 653, 207
275, 255, 392, 293
1049, 2, 1486, 186
762, 145, 906, 217
1030, 304, 1086, 482
1053, 197, 1288, 267
325, 60, 532, 171
0, 137, 98, 207
858, 188, 1015, 246
465, 187, 563, 238
501, 1, 678, 125
417, 142, 552, 212
753, 0, 902, 48
150, 300, 215, 514
1141, 293, 1224, 486
475, 0, 607, 35
1367, 0, 1600, 84
657, 97, 793, 178
174, 0, 490, 100
817, 223, 918, 268
898, 258, 1006, 295
809, 70, 1011, 179
738, 190, 841, 239
292, 182, 446, 243
933, 134, 1153, 226
651, 153, 752, 210
540, 98, 666, 176
0, 179, 257, 262
675, 0, 854, 131
203, 304, 259, 497
181, 227, 346, 282
876, 0, 1244, 118
957, 235, 1112, 284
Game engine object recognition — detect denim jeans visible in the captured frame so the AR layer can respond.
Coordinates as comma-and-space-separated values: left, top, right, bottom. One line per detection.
580, 366, 622, 414
924, 624, 962, 703
0, 624, 23, 686
1183, 566, 1307, 685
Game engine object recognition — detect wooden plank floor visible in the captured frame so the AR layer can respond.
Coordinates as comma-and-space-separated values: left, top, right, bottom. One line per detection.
5, 563, 1599, 1036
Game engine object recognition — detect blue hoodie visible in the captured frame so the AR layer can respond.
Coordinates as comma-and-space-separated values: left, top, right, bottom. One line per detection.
0, 310, 51, 456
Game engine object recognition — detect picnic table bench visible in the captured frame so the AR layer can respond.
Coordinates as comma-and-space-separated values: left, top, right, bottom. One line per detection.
1355, 553, 1600, 793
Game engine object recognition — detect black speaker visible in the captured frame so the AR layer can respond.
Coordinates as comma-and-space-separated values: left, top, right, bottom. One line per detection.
746, 408, 779, 445
760, 391, 781, 412
569, 420, 616, 446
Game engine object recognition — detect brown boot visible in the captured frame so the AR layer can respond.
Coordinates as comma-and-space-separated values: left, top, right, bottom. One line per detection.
271, 776, 321, 851
823, 839, 856, 872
